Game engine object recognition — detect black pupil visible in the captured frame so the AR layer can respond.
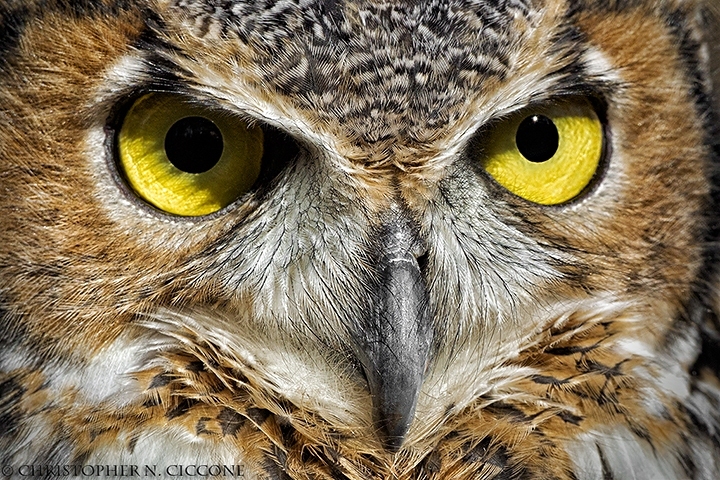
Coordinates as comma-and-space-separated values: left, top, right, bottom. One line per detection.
164, 116, 224, 174
515, 114, 559, 163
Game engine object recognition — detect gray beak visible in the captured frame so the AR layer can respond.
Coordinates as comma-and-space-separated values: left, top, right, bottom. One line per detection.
359, 205, 433, 451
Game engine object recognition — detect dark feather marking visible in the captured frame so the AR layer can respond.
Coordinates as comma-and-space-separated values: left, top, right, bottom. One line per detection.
0, 376, 25, 437
165, 398, 197, 420
679, 449, 698, 479
557, 411, 583, 425
263, 458, 292, 480
195, 416, 212, 436
128, 436, 138, 454
217, 408, 245, 437
678, 403, 720, 448
422, 449, 442, 473
246, 407, 272, 426
186, 360, 205, 373
263, 445, 292, 480
276, 415, 297, 449
484, 402, 531, 423
142, 395, 161, 408
546, 344, 599, 356
315, 446, 353, 480
582, 359, 625, 378
690, 322, 720, 380
462, 437, 509, 470
531, 374, 569, 385
597, 444, 615, 480
148, 372, 173, 389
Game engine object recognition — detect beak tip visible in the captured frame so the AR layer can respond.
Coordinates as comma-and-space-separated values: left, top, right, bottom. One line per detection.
382, 433, 406, 453
370, 380, 421, 452
376, 407, 413, 452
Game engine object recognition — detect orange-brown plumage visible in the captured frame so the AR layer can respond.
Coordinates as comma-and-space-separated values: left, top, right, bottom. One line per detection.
1, 0, 720, 478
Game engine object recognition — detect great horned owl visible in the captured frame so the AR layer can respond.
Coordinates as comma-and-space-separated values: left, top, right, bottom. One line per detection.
1, 0, 720, 479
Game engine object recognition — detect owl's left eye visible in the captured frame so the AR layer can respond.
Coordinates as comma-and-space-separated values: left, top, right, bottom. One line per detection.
116, 93, 264, 216
477, 98, 605, 205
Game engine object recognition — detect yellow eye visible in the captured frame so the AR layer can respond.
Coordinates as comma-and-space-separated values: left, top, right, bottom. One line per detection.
117, 93, 264, 216
479, 98, 604, 205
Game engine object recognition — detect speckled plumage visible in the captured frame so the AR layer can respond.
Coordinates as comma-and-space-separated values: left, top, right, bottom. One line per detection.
1, 0, 720, 479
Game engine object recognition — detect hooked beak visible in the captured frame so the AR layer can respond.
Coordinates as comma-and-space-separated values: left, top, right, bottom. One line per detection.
358, 206, 433, 451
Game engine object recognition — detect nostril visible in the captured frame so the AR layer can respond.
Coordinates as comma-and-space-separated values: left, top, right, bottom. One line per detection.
416, 252, 429, 274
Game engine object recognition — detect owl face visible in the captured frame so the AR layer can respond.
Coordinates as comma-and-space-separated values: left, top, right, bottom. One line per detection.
1, 0, 720, 479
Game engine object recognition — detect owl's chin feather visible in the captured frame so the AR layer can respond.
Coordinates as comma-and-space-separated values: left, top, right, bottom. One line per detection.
4, 294, 715, 479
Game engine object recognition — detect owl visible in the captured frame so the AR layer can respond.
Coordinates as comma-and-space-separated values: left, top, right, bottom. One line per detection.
1, 0, 720, 478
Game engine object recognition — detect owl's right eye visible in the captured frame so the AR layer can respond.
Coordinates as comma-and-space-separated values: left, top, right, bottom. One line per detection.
116, 93, 264, 216
477, 97, 605, 205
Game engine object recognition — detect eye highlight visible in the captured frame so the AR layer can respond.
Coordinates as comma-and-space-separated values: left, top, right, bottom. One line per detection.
479, 98, 604, 205
116, 93, 264, 216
